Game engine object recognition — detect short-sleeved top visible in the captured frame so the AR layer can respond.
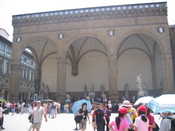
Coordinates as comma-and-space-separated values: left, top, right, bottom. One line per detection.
32, 107, 44, 123
93, 109, 105, 125
135, 116, 149, 131
79, 109, 88, 120
109, 117, 129, 131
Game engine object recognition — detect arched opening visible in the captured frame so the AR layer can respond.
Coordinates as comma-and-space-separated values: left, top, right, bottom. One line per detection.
18, 38, 57, 101
66, 36, 108, 99
19, 47, 36, 102
117, 33, 164, 101
42, 53, 57, 100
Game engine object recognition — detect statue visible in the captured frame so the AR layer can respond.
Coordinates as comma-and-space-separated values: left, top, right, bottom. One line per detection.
100, 84, 105, 94
136, 73, 146, 97
65, 94, 71, 104
89, 84, 95, 102
100, 84, 107, 103
124, 83, 129, 99
84, 84, 88, 97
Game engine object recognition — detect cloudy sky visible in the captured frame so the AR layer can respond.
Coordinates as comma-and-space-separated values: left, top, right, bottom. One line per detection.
0, 0, 174, 40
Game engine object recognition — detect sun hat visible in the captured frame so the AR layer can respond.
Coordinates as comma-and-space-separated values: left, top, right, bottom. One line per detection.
121, 100, 132, 108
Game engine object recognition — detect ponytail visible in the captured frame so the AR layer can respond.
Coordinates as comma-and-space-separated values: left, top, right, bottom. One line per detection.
141, 114, 147, 122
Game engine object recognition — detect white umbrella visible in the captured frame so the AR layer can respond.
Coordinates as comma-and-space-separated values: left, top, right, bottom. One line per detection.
134, 96, 154, 106
148, 94, 175, 113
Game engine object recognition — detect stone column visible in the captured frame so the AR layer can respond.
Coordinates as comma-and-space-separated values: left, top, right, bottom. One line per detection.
57, 57, 66, 102
9, 63, 22, 101
163, 53, 175, 93
108, 55, 119, 101
151, 43, 157, 90
160, 36, 175, 93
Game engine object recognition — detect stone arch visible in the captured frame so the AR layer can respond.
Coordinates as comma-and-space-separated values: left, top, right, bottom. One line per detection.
66, 36, 108, 76
18, 36, 58, 64
20, 46, 38, 64
116, 32, 165, 97
65, 35, 109, 96
14, 36, 59, 96
64, 33, 109, 56
116, 31, 167, 60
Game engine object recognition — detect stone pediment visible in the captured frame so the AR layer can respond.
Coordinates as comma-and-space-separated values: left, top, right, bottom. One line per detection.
12, 2, 167, 26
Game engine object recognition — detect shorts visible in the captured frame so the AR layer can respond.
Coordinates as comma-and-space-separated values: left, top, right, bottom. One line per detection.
32, 123, 41, 129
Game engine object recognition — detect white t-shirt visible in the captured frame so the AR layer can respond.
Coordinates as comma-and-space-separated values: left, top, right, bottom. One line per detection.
32, 107, 44, 123
135, 115, 149, 131
159, 118, 171, 131
0, 107, 3, 118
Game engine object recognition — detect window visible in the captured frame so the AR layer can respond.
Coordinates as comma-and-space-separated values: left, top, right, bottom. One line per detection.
5, 46, 12, 58
0, 42, 5, 56
0, 58, 3, 74
22, 69, 25, 79
6, 61, 10, 74
29, 70, 32, 81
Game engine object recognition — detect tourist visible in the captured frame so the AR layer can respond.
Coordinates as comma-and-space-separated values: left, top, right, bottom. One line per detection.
108, 106, 129, 131
91, 105, 97, 131
134, 105, 149, 131
31, 101, 47, 131
11, 102, 16, 115
74, 113, 82, 130
146, 107, 156, 131
50, 102, 57, 118
0, 103, 5, 130
78, 103, 90, 131
92, 102, 106, 131
104, 104, 111, 131
159, 112, 172, 131
121, 100, 136, 131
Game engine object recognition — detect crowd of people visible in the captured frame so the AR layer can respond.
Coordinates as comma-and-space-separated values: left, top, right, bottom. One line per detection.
0, 97, 175, 131
74, 99, 175, 131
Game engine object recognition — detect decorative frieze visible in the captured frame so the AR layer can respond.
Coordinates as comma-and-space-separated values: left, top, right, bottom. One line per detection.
12, 2, 167, 26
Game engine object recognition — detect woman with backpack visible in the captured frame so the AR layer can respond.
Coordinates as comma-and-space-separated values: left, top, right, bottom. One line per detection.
74, 103, 90, 131
108, 107, 129, 131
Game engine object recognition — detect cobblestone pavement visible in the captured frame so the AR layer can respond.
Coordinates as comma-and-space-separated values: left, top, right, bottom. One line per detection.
2, 113, 116, 131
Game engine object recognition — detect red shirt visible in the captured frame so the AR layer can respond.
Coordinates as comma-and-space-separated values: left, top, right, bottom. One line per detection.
147, 113, 155, 131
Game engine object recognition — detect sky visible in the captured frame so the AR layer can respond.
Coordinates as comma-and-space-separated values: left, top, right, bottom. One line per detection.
0, 0, 174, 40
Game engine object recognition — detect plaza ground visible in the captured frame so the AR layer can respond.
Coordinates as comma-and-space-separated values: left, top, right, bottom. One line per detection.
2, 113, 116, 131
2, 113, 161, 131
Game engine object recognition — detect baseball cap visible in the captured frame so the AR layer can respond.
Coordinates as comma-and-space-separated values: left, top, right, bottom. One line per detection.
137, 105, 147, 113
118, 107, 128, 114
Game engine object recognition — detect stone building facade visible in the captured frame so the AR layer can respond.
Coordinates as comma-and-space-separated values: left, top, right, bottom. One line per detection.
0, 28, 12, 100
11, 2, 175, 101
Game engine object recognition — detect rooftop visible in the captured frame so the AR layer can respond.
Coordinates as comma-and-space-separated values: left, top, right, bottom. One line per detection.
12, 2, 167, 26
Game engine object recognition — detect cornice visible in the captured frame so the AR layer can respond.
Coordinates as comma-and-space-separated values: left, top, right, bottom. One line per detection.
12, 2, 167, 27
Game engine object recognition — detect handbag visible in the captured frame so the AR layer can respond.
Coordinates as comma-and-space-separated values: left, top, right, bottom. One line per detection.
28, 114, 33, 123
